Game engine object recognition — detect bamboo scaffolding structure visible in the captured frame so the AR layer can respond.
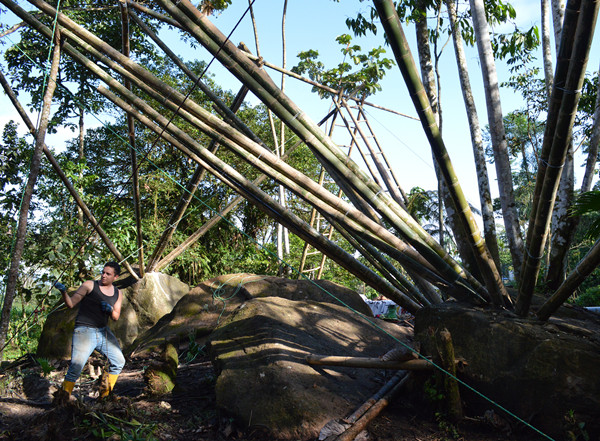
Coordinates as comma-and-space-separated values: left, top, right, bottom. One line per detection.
373, 0, 508, 307
517, 0, 598, 315
306, 355, 433, 370
95, 84, 422, 312
121, 2, 145, 277
26, 0, 482, 302
155, 0, 488, 300
12, 0, 483, 304
41, 17, 469, 297
0, 70, 140, 281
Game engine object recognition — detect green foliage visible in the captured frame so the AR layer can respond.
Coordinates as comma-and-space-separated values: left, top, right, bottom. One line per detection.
573, 286, 600, 307
292, 34, 395, 99
79, 411, 158, 441
36, 358, 54, 376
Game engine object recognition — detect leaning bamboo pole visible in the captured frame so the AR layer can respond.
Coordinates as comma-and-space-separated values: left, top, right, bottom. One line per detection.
537, 237, 600, 320
155, 0, 488, 299
306, 355, 434, 370
517, 0, 598, 316
372, 0, 509, 307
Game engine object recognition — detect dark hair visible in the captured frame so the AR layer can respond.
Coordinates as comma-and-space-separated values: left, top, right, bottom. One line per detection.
104, 261, 121, 276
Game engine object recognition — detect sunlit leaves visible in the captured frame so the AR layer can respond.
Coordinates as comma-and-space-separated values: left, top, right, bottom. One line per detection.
292, 34, 395, 99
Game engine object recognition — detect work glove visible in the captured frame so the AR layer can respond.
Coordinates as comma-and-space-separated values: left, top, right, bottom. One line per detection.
54, 282, 67, 293
100, 301, 113, 315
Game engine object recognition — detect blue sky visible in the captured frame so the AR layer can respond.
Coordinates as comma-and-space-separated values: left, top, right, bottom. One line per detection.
0, 0, 598, 214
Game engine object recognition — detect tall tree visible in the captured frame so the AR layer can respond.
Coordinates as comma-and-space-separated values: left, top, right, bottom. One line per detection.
469, 0, 525, 282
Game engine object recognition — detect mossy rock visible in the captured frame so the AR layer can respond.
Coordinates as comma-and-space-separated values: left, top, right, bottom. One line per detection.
208, 296, 412, 440
143, 342, 178, 396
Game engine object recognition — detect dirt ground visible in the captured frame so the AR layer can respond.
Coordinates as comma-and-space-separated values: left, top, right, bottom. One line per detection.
0, 351, 544, 441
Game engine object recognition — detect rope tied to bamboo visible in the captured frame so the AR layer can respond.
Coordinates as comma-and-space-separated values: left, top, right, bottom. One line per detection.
540, 158, 565, 169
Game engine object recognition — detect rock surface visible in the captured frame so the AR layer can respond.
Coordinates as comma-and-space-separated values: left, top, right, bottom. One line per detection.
414, 301, 600, 439
127, 273, 374, 355
131, 273, 412, 440
36, 272, 189, 359
208, 296, 411, 440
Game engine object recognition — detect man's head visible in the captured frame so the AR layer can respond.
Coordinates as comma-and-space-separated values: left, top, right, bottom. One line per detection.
104, 261, 121, 276
100, 261, 121, 286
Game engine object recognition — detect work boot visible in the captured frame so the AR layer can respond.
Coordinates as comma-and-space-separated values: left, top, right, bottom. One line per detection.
98, 373, 119, 399
53, 380, 75, 406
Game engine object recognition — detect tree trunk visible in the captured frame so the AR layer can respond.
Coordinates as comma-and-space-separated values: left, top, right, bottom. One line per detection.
469, 0, 525, 283
0, 30, 61, 359
542, 0, 555, 99
445, 0, 501, 271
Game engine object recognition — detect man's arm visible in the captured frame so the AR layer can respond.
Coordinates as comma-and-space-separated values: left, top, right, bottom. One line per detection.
109, 290, 122, 321
62, 280, 94, 309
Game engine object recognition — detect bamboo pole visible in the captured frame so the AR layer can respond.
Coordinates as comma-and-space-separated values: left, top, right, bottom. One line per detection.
0, 70, 140, 281
517, 0, 598, 316
343, 371, 409, 424
537, 237, 600, 320
335, 373, 411, 441
120, 2, 145, 277
243, 51, 419, 121
306, 355, 434, 370
372, 0, 509, 307
435, 328, 463, 421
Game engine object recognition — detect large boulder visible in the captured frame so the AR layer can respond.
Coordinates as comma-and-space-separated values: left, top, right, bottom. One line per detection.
208, 296, 412, 440
127, 273, 374, 355
36, 272, 189, 359
414, 302, 600, 439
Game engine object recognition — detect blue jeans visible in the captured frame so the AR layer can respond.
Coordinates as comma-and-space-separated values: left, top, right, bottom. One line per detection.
65, 325, 125, 382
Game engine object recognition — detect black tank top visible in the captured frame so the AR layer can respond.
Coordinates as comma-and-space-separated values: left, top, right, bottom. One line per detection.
75, 281, 119, 328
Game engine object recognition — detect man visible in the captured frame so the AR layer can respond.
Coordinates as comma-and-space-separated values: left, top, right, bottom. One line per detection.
54, 261, 125, 402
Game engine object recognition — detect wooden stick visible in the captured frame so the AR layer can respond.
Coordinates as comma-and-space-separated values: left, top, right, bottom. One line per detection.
306, 355, 433, 370
435, 328, 463, 420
